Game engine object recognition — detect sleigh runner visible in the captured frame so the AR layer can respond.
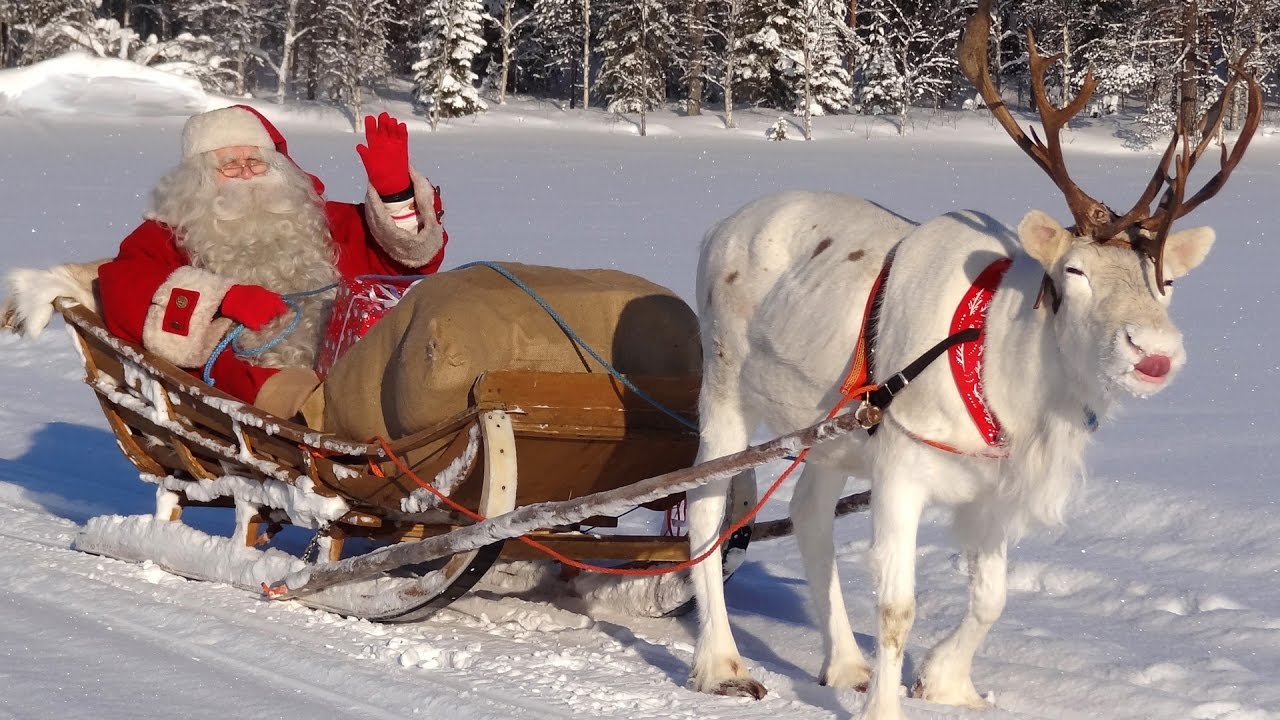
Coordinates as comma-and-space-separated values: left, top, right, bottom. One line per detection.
57, 296, 785, 620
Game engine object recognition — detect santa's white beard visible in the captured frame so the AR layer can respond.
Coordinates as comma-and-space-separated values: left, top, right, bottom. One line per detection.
152, 153, 339, 370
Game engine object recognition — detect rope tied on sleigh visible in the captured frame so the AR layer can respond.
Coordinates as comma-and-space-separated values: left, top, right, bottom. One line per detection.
201, 284, 338, 385
455, 261, 699, 431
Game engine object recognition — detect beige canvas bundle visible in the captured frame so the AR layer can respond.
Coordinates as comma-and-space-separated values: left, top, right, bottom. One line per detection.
322, 262, 702, 442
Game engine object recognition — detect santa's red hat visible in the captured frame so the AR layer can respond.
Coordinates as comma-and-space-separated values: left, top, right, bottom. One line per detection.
181, 105, 326, 195
181, 106, 274, 157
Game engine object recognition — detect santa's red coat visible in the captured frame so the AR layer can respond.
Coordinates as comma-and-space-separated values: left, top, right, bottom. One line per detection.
98, 200, 445, 403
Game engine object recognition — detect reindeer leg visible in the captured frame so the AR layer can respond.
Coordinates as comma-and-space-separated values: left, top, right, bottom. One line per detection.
686, 395, 765, 699
790, 463, 870, 690
861, 461, 926, 720
913, 506, 1006, 708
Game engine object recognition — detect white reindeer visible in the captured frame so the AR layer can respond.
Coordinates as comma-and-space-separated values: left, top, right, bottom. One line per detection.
683, 6, 1262, 720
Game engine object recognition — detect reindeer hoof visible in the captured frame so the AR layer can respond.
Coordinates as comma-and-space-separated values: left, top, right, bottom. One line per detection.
826, 679, 869, 693
821, 661, 872, 692
911, 679, 990, 708
715, 678, 768, 699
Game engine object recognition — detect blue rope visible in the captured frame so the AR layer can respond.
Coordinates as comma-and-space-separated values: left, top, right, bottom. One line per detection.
201, 283, 339, 386
457, 261, 699, 432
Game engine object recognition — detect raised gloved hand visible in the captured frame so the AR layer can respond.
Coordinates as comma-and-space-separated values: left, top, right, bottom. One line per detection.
356, 112, 411, 198
221, 284, 289, 331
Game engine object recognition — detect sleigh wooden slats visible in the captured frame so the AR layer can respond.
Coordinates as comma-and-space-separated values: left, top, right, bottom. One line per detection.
92, 395, 167, 476
449, 371, 699, 511
472, 371, 699, 436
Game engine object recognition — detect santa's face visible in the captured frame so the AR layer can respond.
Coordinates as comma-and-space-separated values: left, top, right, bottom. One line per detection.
212, 145, 271, 184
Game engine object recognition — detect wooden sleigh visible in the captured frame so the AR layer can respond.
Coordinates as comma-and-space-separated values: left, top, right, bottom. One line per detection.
56, 297, 786, 621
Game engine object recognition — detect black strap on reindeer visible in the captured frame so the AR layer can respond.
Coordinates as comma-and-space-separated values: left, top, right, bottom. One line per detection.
859, 327, 981, 434
844, 249, 986, 434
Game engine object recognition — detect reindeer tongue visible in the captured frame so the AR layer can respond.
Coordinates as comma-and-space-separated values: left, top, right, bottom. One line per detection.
1135, 355, 1171, 379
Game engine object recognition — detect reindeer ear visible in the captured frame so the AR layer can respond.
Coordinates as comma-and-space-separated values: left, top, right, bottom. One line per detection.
1018, 210, 1072, 269
1161, 226, 1214, 279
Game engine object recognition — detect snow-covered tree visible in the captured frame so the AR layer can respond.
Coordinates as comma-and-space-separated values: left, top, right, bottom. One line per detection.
789, 0, 852, 137
855, 0, 965, 125
5, 0, 97, 64
529, 0, 584, 104
313, 0, 395, 125
271, 0, 318, 103
54, 18, 240, 92
684, 0, 709, 115
596, 0, 677, 136
1205, 0, 1280, 130
705, 0, 749, 127
413, 0, 488, 128
177, 0, 275, 95
856, 27, 904, 115
486, 0, 534, 104
733, 0, 798, 109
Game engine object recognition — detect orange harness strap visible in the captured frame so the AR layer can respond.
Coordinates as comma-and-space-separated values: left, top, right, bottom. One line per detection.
839, 255, 894, 398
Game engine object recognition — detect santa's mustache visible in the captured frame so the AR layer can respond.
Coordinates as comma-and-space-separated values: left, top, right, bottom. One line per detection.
209, 171, 300, 221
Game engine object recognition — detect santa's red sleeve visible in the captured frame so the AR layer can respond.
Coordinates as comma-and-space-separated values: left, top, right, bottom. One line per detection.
98, 221, 236, 368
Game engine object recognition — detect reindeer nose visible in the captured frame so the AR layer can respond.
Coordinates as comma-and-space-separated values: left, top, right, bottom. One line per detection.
1135, 354, 1171, 379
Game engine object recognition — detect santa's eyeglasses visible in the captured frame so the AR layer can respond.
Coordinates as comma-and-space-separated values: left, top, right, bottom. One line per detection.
217, 159, 270, 178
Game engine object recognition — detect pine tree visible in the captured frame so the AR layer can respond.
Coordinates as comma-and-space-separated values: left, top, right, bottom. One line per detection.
788, 0, 852, 136
596, 0, 677, 135
528, 0, 580, 102
177, 0, 275, 95
855, 0, 964, 124
313, 0, 395, 126
529, 0, 594, 106
413, 0, 488, 127
6, 0, 97, 64
733, 0, 795, 109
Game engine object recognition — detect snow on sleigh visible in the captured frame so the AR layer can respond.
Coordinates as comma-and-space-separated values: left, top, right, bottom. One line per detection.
48, 262, 865, 621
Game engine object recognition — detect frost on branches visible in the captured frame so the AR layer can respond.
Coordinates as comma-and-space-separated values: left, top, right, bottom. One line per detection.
413, 0, 488, 125
732, 0, 849, 121
597, 0, 676, 128
528, 0, 585, 104
313, 0, 395, 125
41, 16, 240, 93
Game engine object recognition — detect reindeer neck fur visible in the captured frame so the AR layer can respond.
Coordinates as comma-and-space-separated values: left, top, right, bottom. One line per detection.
875, 211, 1094, 533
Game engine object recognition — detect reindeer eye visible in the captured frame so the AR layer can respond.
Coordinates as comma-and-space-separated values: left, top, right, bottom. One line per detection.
1163, 280, 1174, 288
1065, 267, 1086, 277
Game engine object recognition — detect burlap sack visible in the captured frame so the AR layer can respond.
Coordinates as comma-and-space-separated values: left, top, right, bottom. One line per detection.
322, 262, 701, 442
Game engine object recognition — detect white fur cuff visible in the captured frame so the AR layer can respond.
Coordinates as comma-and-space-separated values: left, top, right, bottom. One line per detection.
364, 166, 445, 269
142, 266, 235, 368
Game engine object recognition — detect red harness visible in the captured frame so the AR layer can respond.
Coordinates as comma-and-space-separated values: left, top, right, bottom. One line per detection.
842, 256, 1013, 456
948, 258, 1013, 447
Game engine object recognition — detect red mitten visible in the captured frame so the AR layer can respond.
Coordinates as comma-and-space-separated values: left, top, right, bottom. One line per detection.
355, 112, 411, 197
221, 284, 289, 331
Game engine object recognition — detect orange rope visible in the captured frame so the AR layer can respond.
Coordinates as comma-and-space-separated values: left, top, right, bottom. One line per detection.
372, 383, 877, 577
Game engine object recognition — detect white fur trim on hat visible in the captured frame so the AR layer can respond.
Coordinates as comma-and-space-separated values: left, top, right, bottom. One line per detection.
181, 107, 274, 158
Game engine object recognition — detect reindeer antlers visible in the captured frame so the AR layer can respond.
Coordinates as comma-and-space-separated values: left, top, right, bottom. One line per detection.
960, 0, 1263, 293
959, 9, 1111, 233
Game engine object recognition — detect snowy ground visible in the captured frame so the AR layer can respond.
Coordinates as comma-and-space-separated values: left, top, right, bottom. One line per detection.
1, 55, 1278, 719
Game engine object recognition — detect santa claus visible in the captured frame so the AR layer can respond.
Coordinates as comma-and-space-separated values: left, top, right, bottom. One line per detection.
92, 105, 447, 419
